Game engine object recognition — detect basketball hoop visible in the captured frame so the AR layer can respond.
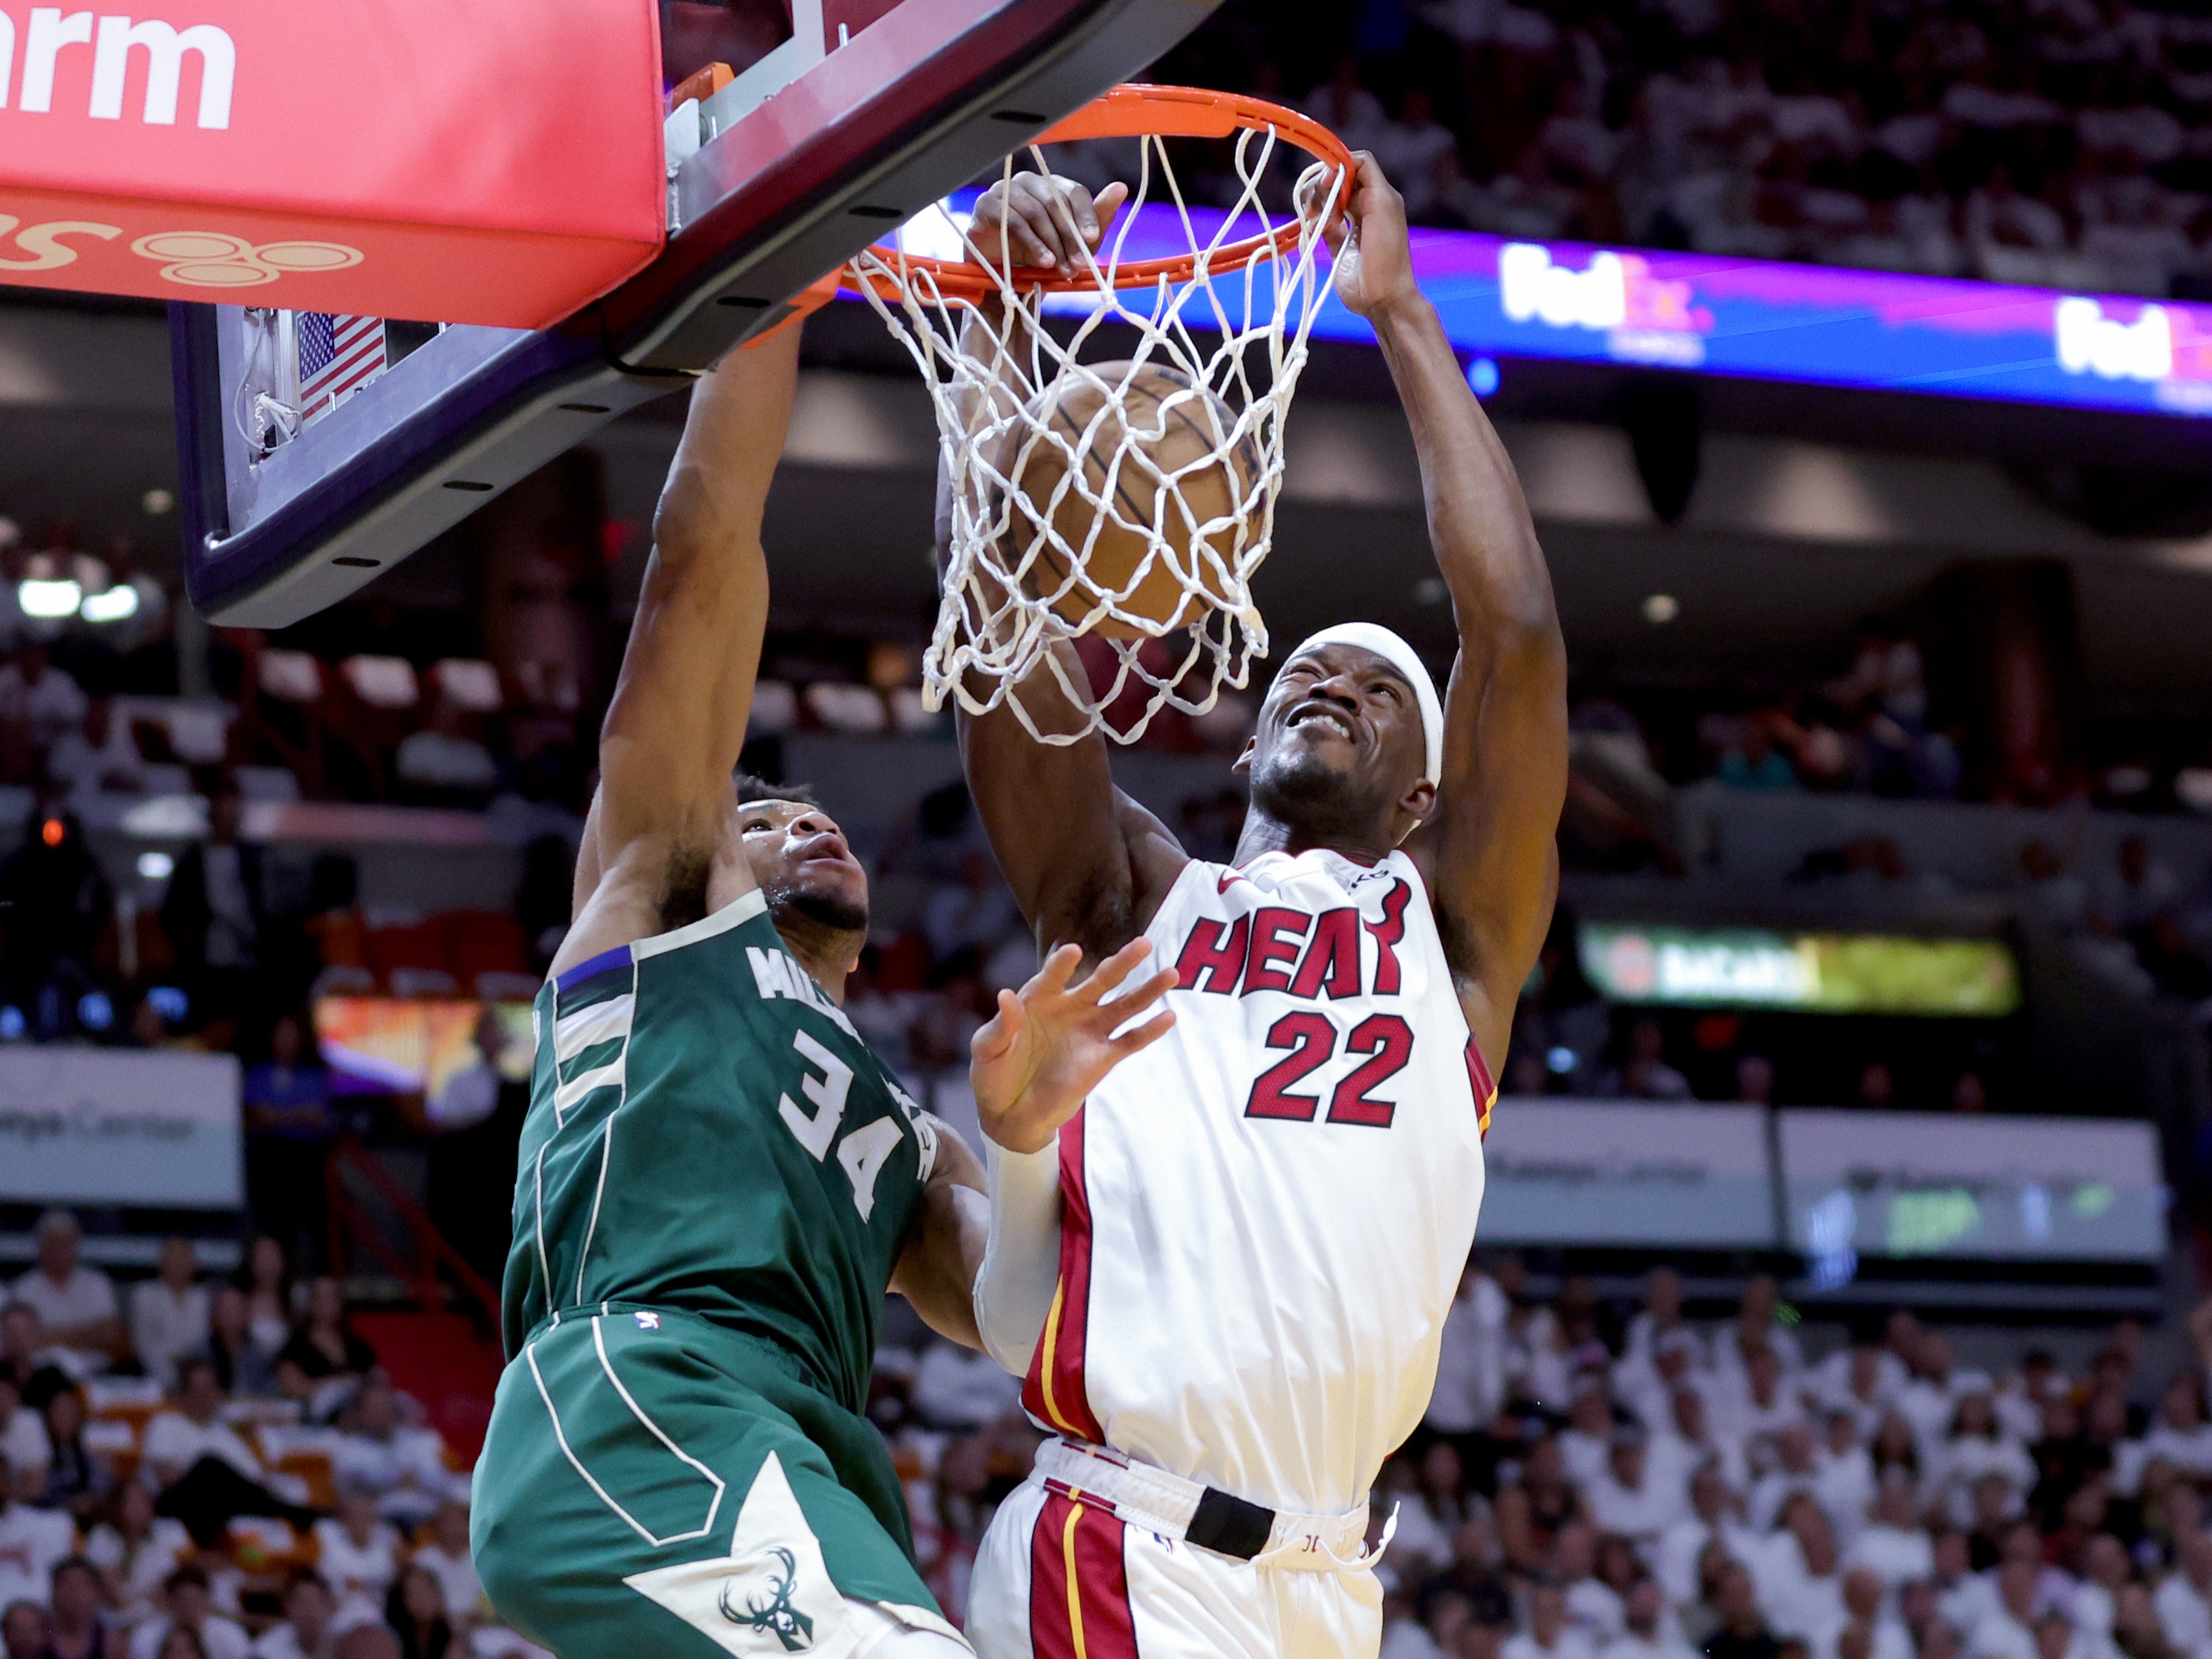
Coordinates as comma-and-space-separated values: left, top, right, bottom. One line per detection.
847, 84, 1356, 746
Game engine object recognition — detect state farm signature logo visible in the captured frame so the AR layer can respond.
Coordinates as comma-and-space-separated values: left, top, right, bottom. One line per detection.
131, 230, 362, 287
0, 215, 361, 287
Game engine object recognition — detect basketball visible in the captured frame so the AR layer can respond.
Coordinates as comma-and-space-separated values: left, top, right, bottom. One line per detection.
997, 361, 1262, 640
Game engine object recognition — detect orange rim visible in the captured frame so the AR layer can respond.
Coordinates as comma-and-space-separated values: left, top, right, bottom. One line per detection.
844, 83, 1356, 303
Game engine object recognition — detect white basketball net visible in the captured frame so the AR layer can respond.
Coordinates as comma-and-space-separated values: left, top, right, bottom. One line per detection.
848, 125, 1348, 745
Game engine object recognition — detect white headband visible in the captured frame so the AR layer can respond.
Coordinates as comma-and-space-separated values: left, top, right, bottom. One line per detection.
1287, 622, 1445, 788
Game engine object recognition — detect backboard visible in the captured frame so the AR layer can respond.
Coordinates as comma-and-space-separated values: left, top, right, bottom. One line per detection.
172, 0, 1227, 627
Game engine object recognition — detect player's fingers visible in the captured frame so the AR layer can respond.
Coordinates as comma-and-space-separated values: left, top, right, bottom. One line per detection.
1089, 967, 1176, 1026
1076, 937, 1154, 1003
991, 204, 1055, 269
1028, 941, 1082, 999
1039, 180, 1093, 262
1106, 1009, 1176, 1061
971, 991, 1022, 1059
1007, 175, 1069, 266
1092, 181, 1130, 241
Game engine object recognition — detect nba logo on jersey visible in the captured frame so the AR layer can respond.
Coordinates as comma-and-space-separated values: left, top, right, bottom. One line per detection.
634, 1311, 660, 1330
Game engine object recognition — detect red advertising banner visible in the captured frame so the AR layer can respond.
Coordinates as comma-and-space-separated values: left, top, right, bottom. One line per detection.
0, 0, 666, 328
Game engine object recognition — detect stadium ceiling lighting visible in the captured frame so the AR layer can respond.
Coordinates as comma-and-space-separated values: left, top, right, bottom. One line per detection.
136, 851, 175, 880
1642, 592, 1680, 624
80, 586, 141, 623
18, 578, 82, 619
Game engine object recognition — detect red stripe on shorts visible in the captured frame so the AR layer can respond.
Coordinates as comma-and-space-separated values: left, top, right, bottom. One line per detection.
1028, 1488, 1138, 1659
1022, 1106, 1107, 1443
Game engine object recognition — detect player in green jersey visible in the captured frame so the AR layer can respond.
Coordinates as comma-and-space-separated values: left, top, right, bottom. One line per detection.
471, 322, 1176, 1659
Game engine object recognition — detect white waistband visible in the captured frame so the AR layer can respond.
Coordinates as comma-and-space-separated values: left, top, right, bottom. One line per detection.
1031, 1438, 1387, 1574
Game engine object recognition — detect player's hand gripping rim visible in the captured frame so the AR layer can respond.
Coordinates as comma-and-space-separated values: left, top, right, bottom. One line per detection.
970, 938, 1175, 1156
966, 173, 1130, 275
1313, 151, 1422, 321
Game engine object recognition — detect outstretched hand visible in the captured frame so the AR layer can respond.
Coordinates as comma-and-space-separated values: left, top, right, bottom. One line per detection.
1321, 151, 1421, 320
967, 173, 1131, 274
971, 939, 1175, 1155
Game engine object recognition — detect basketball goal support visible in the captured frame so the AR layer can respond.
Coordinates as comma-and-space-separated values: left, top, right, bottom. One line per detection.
169, 0, 1227, 626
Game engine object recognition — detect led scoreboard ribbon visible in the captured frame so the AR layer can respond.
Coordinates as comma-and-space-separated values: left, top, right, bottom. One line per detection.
894, 195, 2212, 418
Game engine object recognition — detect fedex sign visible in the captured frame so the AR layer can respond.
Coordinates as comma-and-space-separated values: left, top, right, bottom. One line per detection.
0, 7, 236, 128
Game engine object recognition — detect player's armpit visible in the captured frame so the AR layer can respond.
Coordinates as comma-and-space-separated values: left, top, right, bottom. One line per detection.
889, 1115, 989, 1351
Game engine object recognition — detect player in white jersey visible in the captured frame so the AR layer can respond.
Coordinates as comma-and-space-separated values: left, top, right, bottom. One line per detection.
945, 154, 1569, 1658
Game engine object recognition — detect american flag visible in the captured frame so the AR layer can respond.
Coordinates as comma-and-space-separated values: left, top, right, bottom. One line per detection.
296, 312, 387, 424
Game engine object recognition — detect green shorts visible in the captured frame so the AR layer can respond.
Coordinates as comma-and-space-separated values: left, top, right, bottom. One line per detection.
472, 1304, 954, 1658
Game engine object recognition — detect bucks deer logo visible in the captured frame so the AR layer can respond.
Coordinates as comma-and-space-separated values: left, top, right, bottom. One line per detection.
719, 1547, 813, 1651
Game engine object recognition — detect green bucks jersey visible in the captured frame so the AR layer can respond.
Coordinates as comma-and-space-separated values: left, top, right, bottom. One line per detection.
503, 888, 936, 1414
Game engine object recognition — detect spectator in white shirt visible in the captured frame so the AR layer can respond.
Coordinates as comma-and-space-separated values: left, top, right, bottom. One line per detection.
1559, 1523, 1626, 1644
1933, 1528, 1997, 1637
910, 1343, 1022, 1433
1588, 1428, 1684, 1548
1623, 1332, 1706, 1438
1898, 1334, 1971, 1455
1561, 1381, 1618, 1492
2069, 1532, 2130, 1648
1760, 1496, 1848, 1648
1727, 1277, 1806, 1379
84, 1482, 191, 1627
1734, 1349, 1807, 1449
1652, 1386, 1748, 1502
128, 1565, 249, 1659
310, 1490, 399, 1631
1830, 1568, 1914, 1659
1937, 1396, 2035, 1527
329, 1381, 447, 1529
1603, 1578, 1701, 1659
1616, 1262, 1701, 1376
1657, 1461, 1757, 1607
0, 1380, 50, 1503
140, 1358, 311, 1549
0, 646, 89, 752
1815, 1345, 1905, 1435
1429, 1261, 1511, 1443
9, 1212, 121, 1368
2125, 1377, 2212, 1486
248, 1569, 340, 1659
1991, 1354, 2062, 1449
1816, 1411, 1876, 1545
0, 1461, 74, 1612
2155, 1527, 2212, 1655
47, 697, 148, 802
1379, 1455, 1454, 1581
1968, 1558, 2043, 1659
140, 1361, 262, 1490
406, 1500, 480, 1626
129, 1241, 210, 1392
1752, 1425, 1825, 1533
1505, 1581, 1599, 1659
1843, 1471, 1935, 1592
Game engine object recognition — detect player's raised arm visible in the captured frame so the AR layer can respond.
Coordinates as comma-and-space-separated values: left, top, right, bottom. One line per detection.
556, 327, 803, 975
1337, 154, 1568, 1069
944, 174, 1186, 965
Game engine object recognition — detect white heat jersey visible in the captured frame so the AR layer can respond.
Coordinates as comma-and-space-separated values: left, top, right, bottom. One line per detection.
1019, 847, 1496, 1517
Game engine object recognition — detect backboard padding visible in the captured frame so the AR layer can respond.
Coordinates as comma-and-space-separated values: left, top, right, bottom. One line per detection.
175, 0, 1227, 626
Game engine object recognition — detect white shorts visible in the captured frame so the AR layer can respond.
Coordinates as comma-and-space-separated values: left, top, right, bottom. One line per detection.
964, 1471, 1383, 1659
